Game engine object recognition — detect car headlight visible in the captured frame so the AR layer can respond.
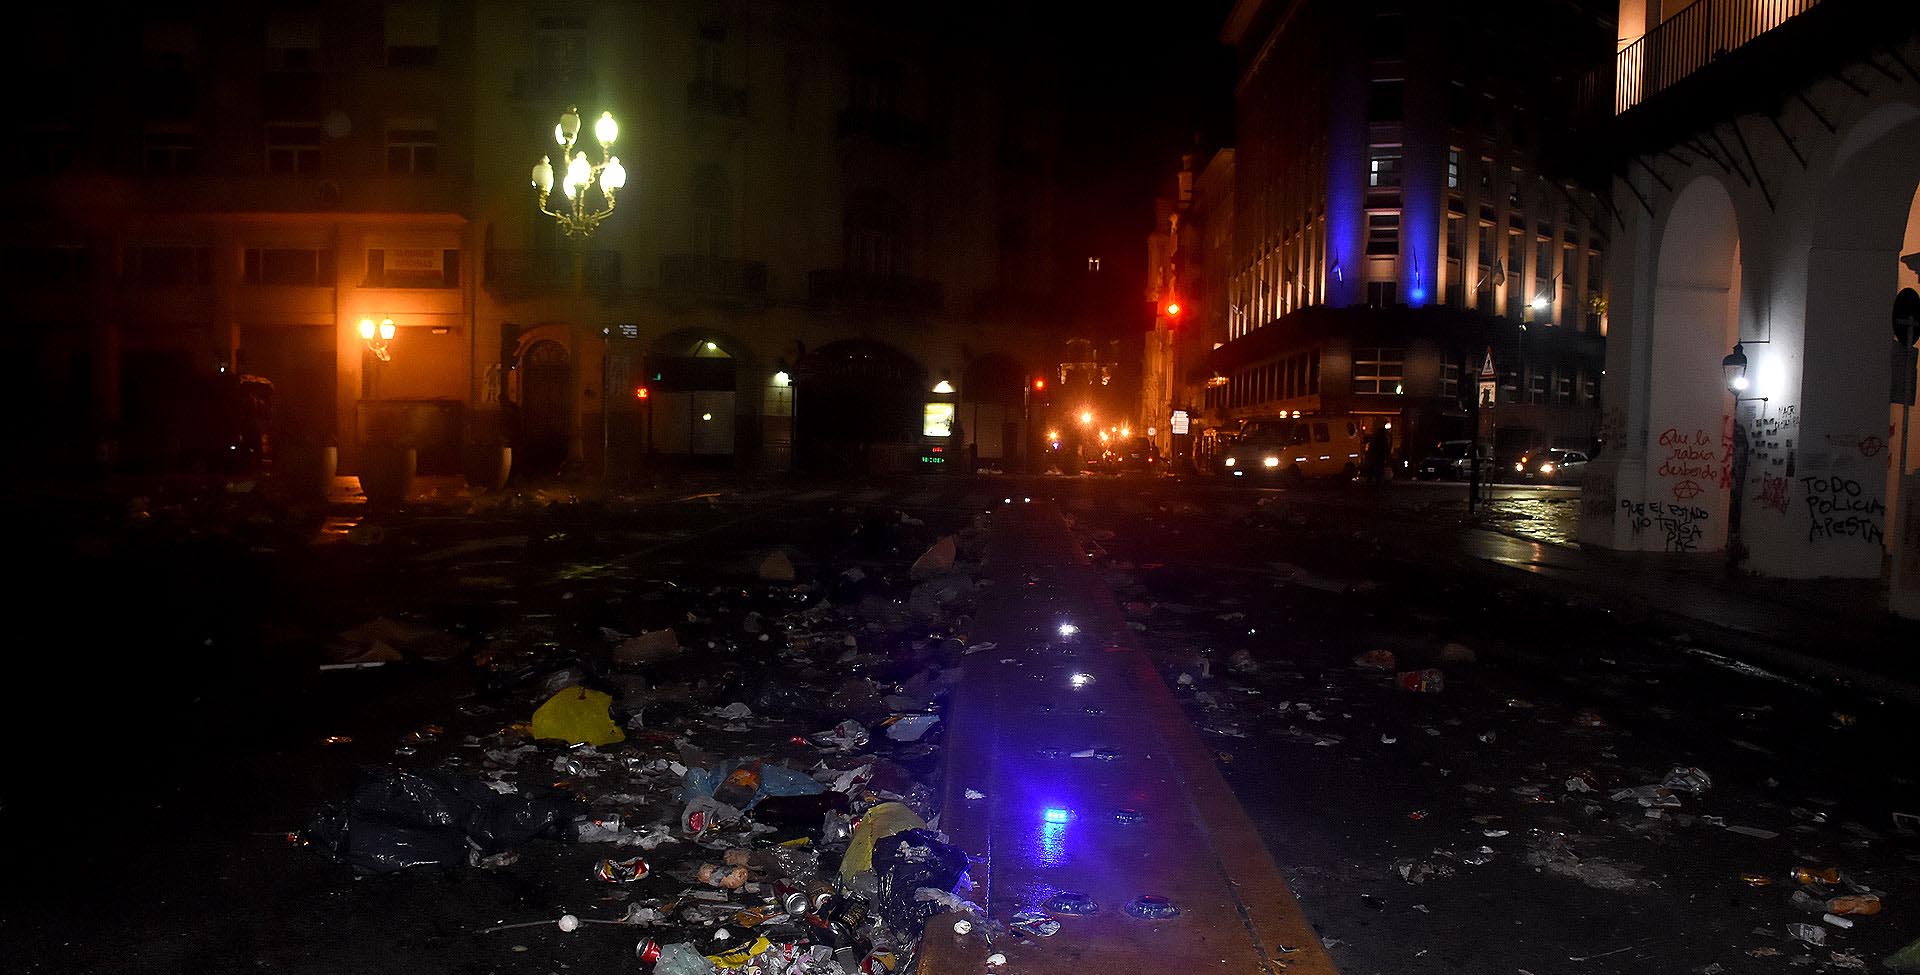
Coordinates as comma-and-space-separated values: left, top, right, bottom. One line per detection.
1540, 462, 1556, 474
1263, 456, 1280, 468
1224, 456, 1236, 467
1514, 462, 1525, 472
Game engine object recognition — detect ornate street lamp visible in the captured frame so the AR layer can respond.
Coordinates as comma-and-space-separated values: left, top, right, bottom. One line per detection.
1721, 343, 1749, 395
530, 107, 626, 238
359, 316, 396, 362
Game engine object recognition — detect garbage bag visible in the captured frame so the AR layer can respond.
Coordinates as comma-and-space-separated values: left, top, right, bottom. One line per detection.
306, 768, 575, 875
838, 802, 927, 883
684, 759, 825, 810
464, 788, 573, 852
872, 828, 969, 935
531, 686, 626, 746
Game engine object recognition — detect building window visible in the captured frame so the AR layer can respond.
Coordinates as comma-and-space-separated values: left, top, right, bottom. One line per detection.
1368, 146, 1402, 188
1366, 79, 1404, 122
244, 248, 334, 286
1446, 82, 1469, 127
385, 2, 440, 67
1366, 211, 1399, 256
1365, 280, 1398, 307
1353, 347, 1405, 395
1447, 148, 1461, 189
266, 17, 318, 72
1505, 231, 1524, 319
1508, 168, 1523, 208
1478, 156, 1493, 191
1446, 215, 1464, 261
1477, 224, 1494, 269
125, 245, 211, 286
1087, 257, 1101, 271
366, 248, 458, 288
1442, 362, 1461, 400
1527, 369, 1548, 405
1555, 374, 1573, 405
142, 128, 196, 175
265, 123, 321, 173
1583, 376, 1597, 402
386, 124, 438, 175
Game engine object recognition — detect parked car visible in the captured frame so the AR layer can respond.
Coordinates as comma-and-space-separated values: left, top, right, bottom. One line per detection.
1415, 440, 1491, 481
1513, 447, 1589, 483
1221, 416, 1368, 483
1099, 436, 1161, 472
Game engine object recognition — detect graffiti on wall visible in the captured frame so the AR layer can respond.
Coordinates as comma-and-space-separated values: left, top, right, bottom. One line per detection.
1800, 475, 1886, 546
1620, 499, 1709, 552
1747, 408, 1798, 518
1655, 427, 1720, 502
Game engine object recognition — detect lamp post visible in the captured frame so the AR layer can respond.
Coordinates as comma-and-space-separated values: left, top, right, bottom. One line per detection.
530, 106, 625, 477
359, 316, 395, 399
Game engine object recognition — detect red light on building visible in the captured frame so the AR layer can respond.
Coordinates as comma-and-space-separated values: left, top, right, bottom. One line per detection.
635, 386, 650, 400
1164, 301, 1182, 318
1032, 377, 1047, 392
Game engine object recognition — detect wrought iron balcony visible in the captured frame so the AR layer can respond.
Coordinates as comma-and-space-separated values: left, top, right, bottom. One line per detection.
807, 269, 942, 314
485, 248, 621, 296
659, 253, 768, 304
1615, 0, 1823, 114
687, 79, 749, 117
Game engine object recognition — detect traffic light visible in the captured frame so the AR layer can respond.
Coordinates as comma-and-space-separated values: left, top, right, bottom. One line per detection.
634, 385, 650, 400
1164, 300, 1182, 319
1031, 376, 1047, 393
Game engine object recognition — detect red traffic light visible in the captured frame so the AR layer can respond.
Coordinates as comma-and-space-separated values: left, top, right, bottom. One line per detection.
1032, 377, 1047, 392
635, 386, 650, 400
1164, 301, 1182, 318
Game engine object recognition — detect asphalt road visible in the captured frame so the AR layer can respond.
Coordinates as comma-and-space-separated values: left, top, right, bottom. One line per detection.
1045, 475, 1918, 975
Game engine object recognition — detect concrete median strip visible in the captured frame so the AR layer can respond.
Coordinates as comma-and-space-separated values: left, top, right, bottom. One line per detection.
921, 501, 1338, 975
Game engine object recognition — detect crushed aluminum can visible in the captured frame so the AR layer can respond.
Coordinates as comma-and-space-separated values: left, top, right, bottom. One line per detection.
1396, 669, 1445, 693
1124, 894, 1180, 919
1043, 891, 1099, 916
593, 857, 651, 883
1787, 922, 1826, 946
636, 940, 662, 966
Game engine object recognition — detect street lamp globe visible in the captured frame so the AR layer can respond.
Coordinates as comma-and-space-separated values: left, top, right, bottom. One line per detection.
533, 105, 623, 238
594, 111, 619, 147
378, 317, 396, 342
1722, 343, 1749, 395
531, 156, 554, 194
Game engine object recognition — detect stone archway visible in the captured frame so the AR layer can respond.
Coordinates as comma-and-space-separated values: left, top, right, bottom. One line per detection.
1787, 104, 1920, 578
1639, 176, 1744, 554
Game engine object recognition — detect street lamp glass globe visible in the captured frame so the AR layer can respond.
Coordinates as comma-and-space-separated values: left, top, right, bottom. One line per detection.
558, 108, 581, 142
531, 156, 554, 193
1722, 343, 1749, 396
601, 156, 626, 191
554, 122, 568, 146
567, 151, 592, 189
359, 318, 376, 340
594, 111, 618, 147
1530, 294, 1549, 311
379, 318, 396, 341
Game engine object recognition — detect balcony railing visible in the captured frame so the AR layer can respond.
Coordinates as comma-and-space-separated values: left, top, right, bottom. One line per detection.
659, 253, 768, 303
485, 248, 621, 296
807, 269, 942, 314
1615, 0, 1822, 114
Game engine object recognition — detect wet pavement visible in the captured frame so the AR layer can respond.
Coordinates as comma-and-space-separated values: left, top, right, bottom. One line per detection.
5, 471, 1916, 975
1051, 476, 1920, 975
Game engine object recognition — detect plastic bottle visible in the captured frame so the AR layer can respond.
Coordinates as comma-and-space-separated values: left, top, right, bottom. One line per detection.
650, 941, 716, 975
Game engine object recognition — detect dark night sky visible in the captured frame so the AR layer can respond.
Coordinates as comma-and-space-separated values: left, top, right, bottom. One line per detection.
1039, 1, 1239, 333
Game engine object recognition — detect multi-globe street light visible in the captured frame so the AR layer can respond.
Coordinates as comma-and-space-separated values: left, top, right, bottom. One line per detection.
531, 107, 626, 238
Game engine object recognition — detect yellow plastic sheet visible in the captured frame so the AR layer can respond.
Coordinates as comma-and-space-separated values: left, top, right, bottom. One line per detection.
530, 686, 625, 747
838, 801, 926, 883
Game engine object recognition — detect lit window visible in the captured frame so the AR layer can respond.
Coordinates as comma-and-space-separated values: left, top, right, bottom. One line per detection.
1447, 148, 1461, 189
1087, 257, 1101, 271
1368, 146, 1402, 188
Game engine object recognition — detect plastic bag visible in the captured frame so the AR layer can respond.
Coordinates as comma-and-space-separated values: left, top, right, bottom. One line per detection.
530, 686, 626, 746
871, 828, 969, 935
838, 802, 927, 883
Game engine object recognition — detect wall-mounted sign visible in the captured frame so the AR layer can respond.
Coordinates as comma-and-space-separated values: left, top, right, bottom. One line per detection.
1170, 410, 1189, 435
923, 402, 955, 437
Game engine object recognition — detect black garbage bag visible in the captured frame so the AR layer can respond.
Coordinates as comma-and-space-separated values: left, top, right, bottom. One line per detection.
871, 828, 969, 935
305, 767, 576, 875
748, 680, 824, 719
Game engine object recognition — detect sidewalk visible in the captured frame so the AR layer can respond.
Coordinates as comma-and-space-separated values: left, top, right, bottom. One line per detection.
919, 501, 1337, 975
1437, 520, 1920, 706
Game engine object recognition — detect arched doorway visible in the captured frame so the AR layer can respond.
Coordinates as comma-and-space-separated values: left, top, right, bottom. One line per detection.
644, 332, 742, 466
520, 340, 571, 477
1643, 176, 1743, 553
1793, 105, 1920, 578
960, 353, 1027, 469
794, 339, 925, 472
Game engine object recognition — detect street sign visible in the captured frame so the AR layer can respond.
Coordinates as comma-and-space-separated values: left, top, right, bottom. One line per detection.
1477, 347, 1497, 407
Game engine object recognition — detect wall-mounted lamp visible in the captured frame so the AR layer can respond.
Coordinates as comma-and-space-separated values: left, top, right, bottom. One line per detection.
360, 316, 396, 362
